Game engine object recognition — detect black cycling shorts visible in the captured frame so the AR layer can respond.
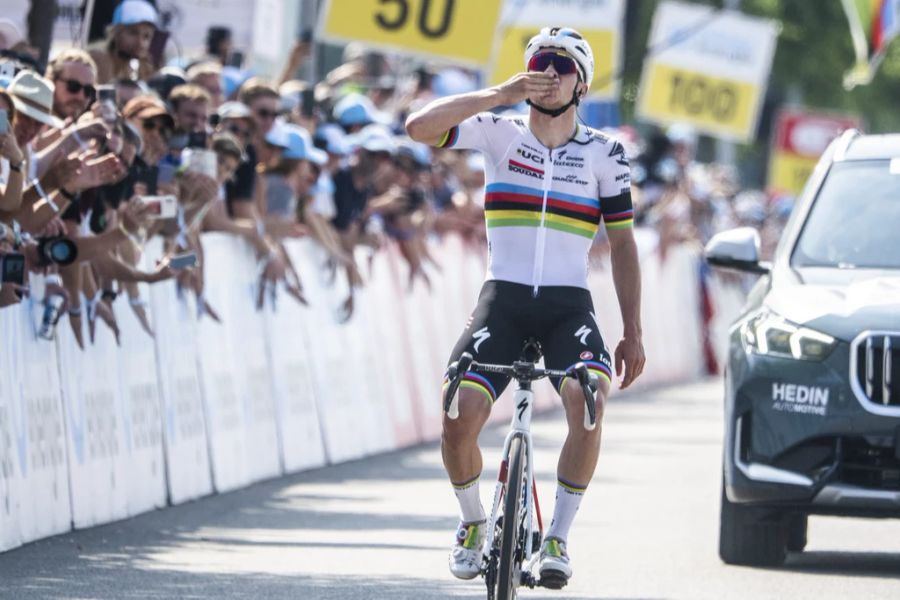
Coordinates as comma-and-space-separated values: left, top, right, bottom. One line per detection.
444, 280, 613, 405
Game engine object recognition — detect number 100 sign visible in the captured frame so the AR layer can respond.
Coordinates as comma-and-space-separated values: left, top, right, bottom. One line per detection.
636, 1, 778, 142
320, 0, 505, 66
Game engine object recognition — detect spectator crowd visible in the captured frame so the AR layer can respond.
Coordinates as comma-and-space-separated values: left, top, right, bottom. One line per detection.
0, 0, 790, 349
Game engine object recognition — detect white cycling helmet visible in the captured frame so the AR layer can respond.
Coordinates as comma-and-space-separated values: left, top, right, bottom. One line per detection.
524, 27, 594, 89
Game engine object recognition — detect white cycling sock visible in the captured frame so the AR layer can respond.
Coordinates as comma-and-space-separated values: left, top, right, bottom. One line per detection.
545, 479, 587, 543
452, 475, 486, 524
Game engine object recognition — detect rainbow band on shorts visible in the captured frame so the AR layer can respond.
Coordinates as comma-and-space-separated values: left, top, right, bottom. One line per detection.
442, 371, 497, 405
556, 360, 612, 395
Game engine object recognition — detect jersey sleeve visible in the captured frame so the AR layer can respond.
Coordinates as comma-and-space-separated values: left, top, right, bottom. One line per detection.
598, 140, 634, 231
435, 113, 518, 163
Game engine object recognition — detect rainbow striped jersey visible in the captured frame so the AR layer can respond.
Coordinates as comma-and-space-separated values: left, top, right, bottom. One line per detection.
437, 113, 634, 294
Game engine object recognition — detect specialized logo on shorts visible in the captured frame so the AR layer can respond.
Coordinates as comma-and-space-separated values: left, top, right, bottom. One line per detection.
472, 327, 491, 353
580, 351, 593, 360
508, 159, 544, 179
574, 325, 591, 346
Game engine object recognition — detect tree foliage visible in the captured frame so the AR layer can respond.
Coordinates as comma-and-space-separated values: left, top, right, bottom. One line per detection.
622, 0, 900, 133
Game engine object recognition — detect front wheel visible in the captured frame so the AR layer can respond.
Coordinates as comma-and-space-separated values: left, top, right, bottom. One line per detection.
496, 434, 526, 600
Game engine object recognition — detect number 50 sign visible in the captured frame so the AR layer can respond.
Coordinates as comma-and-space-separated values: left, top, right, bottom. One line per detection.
320, 0, 505, 66
636, 1, 778, 142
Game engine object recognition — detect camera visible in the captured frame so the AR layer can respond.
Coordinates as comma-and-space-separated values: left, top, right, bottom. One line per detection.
35, 237, 78, 267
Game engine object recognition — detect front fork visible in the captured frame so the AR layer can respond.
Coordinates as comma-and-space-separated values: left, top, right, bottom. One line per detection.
482, 389, 544, 575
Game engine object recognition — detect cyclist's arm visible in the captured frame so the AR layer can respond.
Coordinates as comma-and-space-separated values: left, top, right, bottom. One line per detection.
405, 72, 557, 146
405, 89, 507, 146
606, 227, 642, 339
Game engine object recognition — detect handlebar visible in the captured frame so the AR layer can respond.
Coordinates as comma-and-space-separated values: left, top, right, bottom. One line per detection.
443, 352, 598, 430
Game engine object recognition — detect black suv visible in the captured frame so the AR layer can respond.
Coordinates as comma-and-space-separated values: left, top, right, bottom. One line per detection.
705, 130, 900, 566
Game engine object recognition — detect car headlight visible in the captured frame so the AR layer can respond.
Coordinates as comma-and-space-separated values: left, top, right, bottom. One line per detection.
741, 313, 836, 360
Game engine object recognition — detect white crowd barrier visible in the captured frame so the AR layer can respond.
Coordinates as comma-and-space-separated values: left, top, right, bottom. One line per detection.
0, 231, 744, 553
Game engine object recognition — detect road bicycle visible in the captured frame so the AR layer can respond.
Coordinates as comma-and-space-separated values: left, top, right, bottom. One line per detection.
443, 339, 598, 600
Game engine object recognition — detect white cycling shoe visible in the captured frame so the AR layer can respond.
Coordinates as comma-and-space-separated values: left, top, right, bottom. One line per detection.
449, 521, 485, 580
538, 537, 572, 588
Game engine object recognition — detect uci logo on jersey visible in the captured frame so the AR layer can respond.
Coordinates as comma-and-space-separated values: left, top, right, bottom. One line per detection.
516, 148, 544, 165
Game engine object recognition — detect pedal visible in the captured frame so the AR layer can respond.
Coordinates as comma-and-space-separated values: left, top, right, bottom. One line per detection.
520, 570, 538, 589
539, 570, 569, 590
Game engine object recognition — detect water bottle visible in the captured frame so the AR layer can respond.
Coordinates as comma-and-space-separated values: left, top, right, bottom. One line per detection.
37, 292, 65, 341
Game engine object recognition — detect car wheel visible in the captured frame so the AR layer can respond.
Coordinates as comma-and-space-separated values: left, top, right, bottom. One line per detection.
719, 479, 788, 566
786, 514, 808, 553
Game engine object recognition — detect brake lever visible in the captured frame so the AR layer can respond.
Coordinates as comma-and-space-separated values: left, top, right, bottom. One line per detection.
443, 352, 473, 419
570, 363, 597, 431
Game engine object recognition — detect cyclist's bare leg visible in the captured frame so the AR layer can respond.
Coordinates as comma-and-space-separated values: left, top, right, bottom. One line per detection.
557, 378, 610, 484
441, 387, 492, 484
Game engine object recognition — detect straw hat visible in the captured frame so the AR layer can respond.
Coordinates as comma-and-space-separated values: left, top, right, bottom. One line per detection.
7, 70, 62, 128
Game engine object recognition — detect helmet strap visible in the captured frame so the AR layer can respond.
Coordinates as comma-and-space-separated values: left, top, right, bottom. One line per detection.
526, 88, 581, 118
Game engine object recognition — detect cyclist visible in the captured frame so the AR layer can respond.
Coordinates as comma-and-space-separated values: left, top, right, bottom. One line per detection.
406, 27, 645, 585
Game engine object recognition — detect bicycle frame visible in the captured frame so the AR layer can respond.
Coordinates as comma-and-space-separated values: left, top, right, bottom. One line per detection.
483, 382, 540, 576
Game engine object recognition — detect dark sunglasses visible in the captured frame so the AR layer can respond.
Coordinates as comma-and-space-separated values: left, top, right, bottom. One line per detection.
527, 52, 579, 77
255, 108, 279, 120
60, 78, 96, 99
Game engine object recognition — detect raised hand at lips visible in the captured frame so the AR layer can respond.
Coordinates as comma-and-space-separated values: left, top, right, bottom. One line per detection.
494, 71, 560, 106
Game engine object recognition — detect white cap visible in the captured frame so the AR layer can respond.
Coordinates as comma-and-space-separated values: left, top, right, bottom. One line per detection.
216, 101, 252, 120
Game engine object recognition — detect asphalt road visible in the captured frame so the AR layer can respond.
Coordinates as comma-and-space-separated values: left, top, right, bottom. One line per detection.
2, 380, 900, 599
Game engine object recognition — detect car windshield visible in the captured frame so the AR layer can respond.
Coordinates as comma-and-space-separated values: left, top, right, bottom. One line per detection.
792, 160, 900, 269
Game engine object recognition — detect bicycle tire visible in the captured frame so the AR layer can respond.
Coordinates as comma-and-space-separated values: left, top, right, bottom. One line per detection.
497, 433, 526, 600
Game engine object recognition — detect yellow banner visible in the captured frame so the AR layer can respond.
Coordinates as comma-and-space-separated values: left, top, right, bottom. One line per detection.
321, 0, 503, 65
768, 151, 818, 196
490, 26, 618, 97
638, 63, 759, 140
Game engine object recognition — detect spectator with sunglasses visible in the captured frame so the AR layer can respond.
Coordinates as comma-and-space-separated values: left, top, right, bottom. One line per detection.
47, 49, 98, 121
229, 79, 280, 220
123, 95, 173, 166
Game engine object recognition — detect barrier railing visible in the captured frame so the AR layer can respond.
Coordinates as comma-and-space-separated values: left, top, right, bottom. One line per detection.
0, 231, 743, 552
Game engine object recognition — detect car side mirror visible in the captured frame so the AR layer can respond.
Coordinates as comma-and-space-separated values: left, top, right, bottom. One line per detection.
704, 227, 771, 274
